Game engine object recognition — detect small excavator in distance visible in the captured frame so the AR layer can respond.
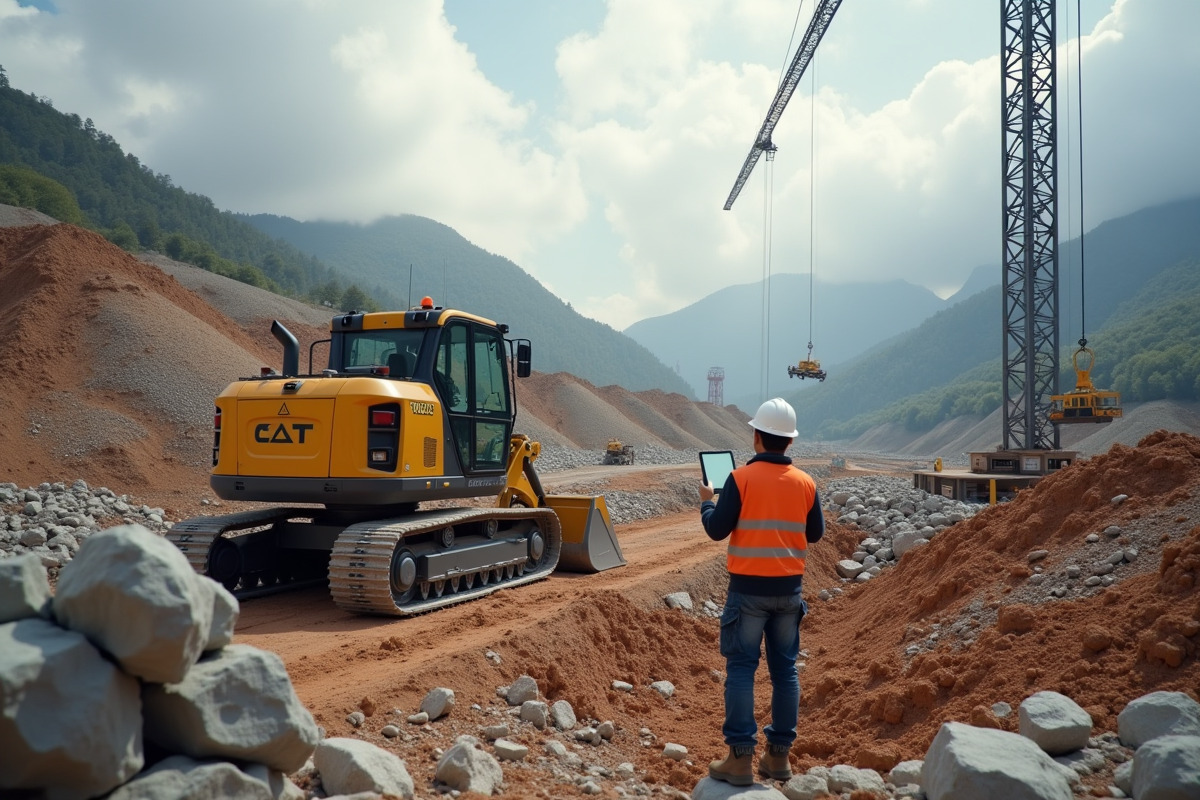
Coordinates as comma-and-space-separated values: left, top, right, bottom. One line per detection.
168, 297, 626, 617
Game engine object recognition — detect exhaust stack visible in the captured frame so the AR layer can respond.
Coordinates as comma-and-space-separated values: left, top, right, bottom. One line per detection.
271, 320, 300, 377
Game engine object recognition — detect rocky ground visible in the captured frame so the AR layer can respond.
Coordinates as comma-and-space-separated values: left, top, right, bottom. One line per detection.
3, 433, 1199, 799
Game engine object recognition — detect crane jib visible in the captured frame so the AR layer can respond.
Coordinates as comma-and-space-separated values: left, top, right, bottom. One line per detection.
723, 0, 846, 211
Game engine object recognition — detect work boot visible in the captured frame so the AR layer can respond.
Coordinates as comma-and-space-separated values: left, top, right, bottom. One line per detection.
709, 745, 754, 786
758, 742, 793, 781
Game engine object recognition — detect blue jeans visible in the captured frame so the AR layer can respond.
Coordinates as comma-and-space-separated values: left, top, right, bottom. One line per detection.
719, 590, 806, 749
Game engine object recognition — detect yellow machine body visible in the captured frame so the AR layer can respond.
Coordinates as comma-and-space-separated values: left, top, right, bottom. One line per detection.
171, 303, 624, 616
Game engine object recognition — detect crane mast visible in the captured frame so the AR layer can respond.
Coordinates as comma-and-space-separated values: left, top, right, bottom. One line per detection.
723, 0, 845, 211
1000, 0, 1060, 450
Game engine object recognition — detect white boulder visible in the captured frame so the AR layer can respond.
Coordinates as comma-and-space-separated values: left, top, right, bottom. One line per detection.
923, 722, 1076, 800
1019, 691, 1093, 755
420, 687, 455, 720
106, 755, 274, 800
1131, 735, 1200, 800
505, 674, 539, 705
435, 736, 504, 795
520, 700, 548, 729
313, 737, 415, 799
550, 698, 577, 730
1118, 691, 1200, 749
0, 552, 53, 622
142, 643, 319, 773
693, 777, 787, 799
52, 524, 213, 684
199, 578, 239, 652
0, 618, 143, 800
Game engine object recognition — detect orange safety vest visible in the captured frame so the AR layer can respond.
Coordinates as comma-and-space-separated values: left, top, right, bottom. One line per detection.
728, 461, 816, 577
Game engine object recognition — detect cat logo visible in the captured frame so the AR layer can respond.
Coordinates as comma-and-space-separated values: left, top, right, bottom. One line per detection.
409, 401, 436, 416
254, 422, 314, 444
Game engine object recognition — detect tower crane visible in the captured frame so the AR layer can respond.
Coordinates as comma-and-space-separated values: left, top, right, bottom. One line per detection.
725, 1, 1115, 452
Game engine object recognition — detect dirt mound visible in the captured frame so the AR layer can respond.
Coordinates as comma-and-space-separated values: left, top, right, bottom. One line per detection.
0, 222, 758, 517
0, 225, 271, 496
787, 429, 1200, 768
372, 432, 1198, 790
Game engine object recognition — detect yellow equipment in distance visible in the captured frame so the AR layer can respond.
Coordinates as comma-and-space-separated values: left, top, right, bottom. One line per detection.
1049, 344, 1122, 425
603, 438, 635, 465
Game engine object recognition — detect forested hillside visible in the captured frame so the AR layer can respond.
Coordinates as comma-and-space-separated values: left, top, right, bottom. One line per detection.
788, 196, 1200, 439
0, 69, 692, 396
0, 68, 389, 310
243, 213, 697, 396
817, 257, 1200, 439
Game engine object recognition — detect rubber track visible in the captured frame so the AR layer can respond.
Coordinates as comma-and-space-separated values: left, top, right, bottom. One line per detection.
328, 506, 562, 617
166, 508, 317, 599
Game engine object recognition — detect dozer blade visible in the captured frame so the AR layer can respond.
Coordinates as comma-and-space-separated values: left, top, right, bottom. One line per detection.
545, 494, 626, 573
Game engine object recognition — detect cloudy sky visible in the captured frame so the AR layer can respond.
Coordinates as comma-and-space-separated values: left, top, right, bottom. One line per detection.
1, 0, 1197, 331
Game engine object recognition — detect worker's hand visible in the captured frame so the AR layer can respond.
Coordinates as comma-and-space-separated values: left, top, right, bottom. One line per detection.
699, 481, 715, 503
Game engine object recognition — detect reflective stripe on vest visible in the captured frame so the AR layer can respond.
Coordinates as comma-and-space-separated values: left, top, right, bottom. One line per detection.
728, 461, 816, 577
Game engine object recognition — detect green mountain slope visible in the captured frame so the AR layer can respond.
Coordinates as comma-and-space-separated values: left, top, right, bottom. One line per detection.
1090, 259, 1200, 401
787, 196, 1200, 438
243, 214, 696, 396
624, 274, 945, 405
0, 73, 389, 306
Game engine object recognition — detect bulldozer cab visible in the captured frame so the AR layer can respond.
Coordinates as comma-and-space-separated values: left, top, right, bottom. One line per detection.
328, 308, 517, 477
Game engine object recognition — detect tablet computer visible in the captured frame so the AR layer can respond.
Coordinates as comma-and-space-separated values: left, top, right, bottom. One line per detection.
699, 450, 736, 493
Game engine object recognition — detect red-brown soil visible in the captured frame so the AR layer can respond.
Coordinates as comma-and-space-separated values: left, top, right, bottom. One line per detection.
3, 220, 1198, 797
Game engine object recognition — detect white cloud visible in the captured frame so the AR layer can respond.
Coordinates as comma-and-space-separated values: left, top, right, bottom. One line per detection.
565, 0, 1200, 328
0, 0, 1195, 332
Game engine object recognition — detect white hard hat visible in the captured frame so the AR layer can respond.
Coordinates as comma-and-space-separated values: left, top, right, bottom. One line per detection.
749, 397, 798, 438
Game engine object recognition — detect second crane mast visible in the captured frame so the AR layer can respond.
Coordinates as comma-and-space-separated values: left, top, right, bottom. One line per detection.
722, 0, 845, 211
1001, 0, 1060, 450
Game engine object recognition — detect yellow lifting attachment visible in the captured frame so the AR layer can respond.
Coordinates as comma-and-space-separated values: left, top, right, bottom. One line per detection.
1049, 343, 1122, 425
787, 342, 827, 382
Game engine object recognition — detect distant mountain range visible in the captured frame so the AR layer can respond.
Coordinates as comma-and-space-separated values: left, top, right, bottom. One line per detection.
780, 195, 1200, 438
624, 274, 945, 407
3, 68, 1198, 436
241, 213, 695, 396
625, 195, 1200, 414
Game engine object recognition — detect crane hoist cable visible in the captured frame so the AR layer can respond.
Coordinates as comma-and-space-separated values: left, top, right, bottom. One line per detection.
760, 146, 775, 399
789, 60, 826, 383
758, 2, 807, 398
1049, 0, 1121, 425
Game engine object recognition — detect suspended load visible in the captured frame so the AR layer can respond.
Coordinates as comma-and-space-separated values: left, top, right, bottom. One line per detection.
1049, 342, 1122, 424
788, 343, 826, 382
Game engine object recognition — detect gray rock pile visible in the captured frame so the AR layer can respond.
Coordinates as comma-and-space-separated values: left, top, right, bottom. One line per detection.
0, 523, 413, 800
687, 689, 1200, 800
0, 480, 172, 573
822, 476, 982, 589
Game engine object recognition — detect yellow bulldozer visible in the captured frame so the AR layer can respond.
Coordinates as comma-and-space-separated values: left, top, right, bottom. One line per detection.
168, 297, 625, 616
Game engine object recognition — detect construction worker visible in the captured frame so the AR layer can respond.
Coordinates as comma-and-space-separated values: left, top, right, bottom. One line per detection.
699, 397, 825, 786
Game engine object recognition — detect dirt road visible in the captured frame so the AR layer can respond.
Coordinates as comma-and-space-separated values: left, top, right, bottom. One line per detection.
234, 504, 724, 725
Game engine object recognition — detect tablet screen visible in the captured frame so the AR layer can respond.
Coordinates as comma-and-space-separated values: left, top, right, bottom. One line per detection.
700, 450, 736, 493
